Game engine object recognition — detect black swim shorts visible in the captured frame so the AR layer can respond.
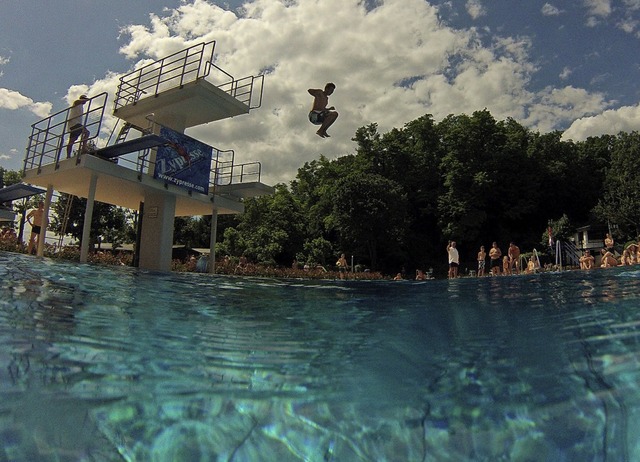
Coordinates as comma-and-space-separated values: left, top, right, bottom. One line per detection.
308, 111, 325, 125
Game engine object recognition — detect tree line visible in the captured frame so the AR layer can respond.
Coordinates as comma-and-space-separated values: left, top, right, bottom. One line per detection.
3, 109, 640, 276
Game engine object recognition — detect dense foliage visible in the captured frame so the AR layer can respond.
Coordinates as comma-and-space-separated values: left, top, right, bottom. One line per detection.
213, 111, 639, 275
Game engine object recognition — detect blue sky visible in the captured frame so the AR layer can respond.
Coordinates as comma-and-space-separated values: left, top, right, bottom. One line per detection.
1, 0, 640, 185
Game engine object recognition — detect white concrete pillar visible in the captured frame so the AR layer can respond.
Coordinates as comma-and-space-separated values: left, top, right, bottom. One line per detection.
209, 208, 218, 274
80, 174, 98, 262
36, 184, 54, 257
138, 190, 176, 271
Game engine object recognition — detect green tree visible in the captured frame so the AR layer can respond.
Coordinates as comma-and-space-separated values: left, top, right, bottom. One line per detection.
332, 173, 408, 270
50, 193, 129, 248
593, 131, 640, 239
223, 184, 306, 265
436, 110, 502, 241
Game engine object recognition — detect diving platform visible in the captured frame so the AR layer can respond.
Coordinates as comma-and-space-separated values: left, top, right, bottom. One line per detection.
114, 79, 256, 130
113, 40, 264, 131
22, 154, 249, 217
22, 40, 271, 272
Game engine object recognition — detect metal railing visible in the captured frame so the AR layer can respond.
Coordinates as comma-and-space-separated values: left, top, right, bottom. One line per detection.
210, 149, 262, 188
23, 93, 108, 173
114, 41, 264, 112
109, 140, 262, 194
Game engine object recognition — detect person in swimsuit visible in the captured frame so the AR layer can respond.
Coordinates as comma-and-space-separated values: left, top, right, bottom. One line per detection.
604, 233, 614, 254
489, 242, 502, 276
477, 245, 486, 277
308, 83, 338, 138
336, 253, 348, 279
579, 250, 595, 269
508, 242, 521, 274
26, 201, 45, 255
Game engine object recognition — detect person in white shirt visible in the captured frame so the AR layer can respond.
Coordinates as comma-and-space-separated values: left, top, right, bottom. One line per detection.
66, 95, 90, 157
447, 241, 459, 279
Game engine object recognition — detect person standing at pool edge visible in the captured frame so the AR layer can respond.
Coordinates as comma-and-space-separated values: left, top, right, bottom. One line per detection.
477, 245, 486, 277
447, 241, 459, 279
308, 83, 338, 138
26, 201, 45, 255
336, 253, 348, 279
489, 242, 502, 276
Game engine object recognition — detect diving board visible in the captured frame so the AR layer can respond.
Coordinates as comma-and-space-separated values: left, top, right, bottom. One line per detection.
94, 134, 166, 159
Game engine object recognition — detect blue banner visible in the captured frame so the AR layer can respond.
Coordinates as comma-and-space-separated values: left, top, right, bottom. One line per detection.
153, 127, 213, 194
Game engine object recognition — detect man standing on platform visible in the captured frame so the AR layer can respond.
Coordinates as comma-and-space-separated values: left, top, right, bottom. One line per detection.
66, 95, 90, 157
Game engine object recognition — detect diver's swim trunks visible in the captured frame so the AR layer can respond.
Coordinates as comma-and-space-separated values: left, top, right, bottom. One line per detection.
308, 110, 325, 125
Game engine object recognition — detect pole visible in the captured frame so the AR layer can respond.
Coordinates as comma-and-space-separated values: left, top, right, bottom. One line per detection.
36, 185, 54, 257
80, 174, 98, 263
209, 208, 218, 274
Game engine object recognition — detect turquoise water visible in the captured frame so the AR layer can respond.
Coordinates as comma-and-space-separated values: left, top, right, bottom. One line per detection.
1, 251, 640, 461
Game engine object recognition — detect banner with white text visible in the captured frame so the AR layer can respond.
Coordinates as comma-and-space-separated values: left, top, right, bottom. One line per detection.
153, 127, 213, 194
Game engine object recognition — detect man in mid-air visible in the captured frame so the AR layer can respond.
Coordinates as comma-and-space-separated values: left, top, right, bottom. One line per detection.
308, 82, 338, 138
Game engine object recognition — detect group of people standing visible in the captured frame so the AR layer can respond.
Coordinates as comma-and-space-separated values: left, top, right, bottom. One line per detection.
476, 241, 529, 276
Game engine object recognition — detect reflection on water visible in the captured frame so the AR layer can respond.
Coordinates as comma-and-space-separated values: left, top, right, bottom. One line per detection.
2, 251, 640, 460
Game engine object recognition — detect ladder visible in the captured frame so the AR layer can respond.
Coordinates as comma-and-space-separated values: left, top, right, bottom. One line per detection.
113, 122, 134, 145
56, 194, 74, 250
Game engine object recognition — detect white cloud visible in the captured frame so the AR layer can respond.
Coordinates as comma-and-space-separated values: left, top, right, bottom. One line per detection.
541, 3, 563, 16
584, 0, 612, 18
623, 0, 640, 11
465, 0, 486, 20
617, 17, 639, 33
563, 104, 640, 141
0, 88, 52, 118
72, 0, 622, 185
559, 67, 572, 80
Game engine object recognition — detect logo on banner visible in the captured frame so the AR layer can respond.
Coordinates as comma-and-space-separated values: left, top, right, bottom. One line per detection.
154, 127, 213, 193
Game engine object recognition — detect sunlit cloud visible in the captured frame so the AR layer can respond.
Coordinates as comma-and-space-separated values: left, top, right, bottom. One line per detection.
71, 0, 624, 184
0, 88, 52, 118
541, 3, 563, 16
465, 0, 486, 20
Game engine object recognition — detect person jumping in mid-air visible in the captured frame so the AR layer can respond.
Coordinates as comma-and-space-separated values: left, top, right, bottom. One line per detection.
308, 83, 338, 138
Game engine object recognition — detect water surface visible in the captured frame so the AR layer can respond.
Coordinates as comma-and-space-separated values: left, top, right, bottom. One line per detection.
1, 251, 640, 461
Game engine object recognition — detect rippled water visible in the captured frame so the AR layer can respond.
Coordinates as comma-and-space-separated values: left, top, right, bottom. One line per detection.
2, 251, 640, 461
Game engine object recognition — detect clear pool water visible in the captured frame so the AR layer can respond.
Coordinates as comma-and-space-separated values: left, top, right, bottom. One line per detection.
1, 251, 640, 461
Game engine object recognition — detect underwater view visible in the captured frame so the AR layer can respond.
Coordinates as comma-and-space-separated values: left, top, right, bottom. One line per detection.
1, 250, 640, 461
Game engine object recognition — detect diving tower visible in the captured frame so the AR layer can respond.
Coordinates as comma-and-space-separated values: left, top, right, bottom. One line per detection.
22, 41, 272, 272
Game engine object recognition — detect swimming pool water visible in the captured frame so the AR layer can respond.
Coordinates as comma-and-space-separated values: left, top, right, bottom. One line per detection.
1, 250, 640, 461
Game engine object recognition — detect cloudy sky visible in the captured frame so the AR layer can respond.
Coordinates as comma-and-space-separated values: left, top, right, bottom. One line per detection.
1, 0, 640, 185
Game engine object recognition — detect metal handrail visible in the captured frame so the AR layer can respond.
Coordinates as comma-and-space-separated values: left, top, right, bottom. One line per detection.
114, 42, 216, 111
23, 92, 108, 173
114, 41, 265, 112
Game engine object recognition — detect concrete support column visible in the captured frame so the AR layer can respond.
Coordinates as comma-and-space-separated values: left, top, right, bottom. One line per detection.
36, 184, 54, 257
138, 190, 176, 271
80, 174, 98, 263
208, 208, 218, 274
